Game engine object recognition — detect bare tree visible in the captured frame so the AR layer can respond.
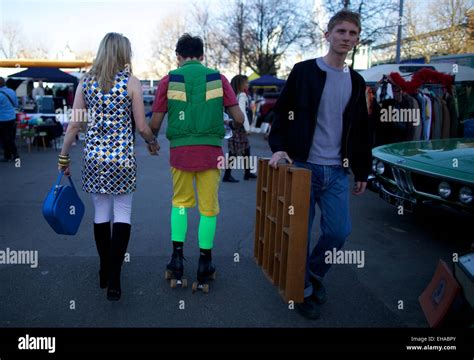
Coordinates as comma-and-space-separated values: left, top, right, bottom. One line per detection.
190, 1, 230, 70
430, 0, 471, 54
220, 0, 249, 74
0, 22, 24, 58
324, 0, 400, 68
374, 0, 471, 63
16, 46, 50, 59
191, 2, 211, 66
149, 14, 187, 79
16, 38, 50, 59
76, 48, 96, 62
222, 0, 313, 76
403, 1, 434, 62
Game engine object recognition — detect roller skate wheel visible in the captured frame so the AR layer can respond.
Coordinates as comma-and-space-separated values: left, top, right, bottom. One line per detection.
181, 278, 188, 288
165, 270, 172, 280
202, 284, 210, 294
192, 282, 198, 293
170, 279, 177, 288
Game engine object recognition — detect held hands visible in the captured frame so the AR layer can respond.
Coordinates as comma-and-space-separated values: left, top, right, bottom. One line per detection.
147, 140, 160, 156
269, 151, 293, 168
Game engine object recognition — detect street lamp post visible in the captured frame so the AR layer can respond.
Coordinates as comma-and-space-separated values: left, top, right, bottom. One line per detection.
395, 0, 404, 63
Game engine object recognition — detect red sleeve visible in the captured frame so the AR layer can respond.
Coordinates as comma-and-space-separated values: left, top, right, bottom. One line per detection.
221, 75, 238, 107
152, 75, 169, 113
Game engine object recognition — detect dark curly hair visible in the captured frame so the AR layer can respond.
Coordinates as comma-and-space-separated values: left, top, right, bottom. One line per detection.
175, 33, 204, 58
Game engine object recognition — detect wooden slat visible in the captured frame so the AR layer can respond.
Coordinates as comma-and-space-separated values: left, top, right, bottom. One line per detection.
256, 162, 262, 208
255, 208, 261, 260
266, 215, 276, 223
272, 165, 289, 285
266, 166, 279, 277
262, 164, 274, 271
260, 159, 269, 188
283, 168, 311, 303
257, 190, 267, 265
273, 199, 283, 286
279, 231, 289, 292
270, 167, 279, 216
279, 170, 293, 291
254, 159, 263, 260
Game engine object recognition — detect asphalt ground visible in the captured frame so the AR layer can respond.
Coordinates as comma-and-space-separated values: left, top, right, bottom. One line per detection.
0, 132, 471, 328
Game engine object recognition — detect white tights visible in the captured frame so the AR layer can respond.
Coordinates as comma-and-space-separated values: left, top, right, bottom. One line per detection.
92, 193, 134, 224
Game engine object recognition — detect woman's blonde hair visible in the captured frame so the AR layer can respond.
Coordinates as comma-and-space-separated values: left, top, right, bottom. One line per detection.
88, 32, 132, 92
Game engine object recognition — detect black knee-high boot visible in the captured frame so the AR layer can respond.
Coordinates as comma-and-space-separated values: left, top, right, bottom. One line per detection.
93, 222, 111, 289
223, 151, 239, 182
107, 222, 131, 301
244, 147, 257, 180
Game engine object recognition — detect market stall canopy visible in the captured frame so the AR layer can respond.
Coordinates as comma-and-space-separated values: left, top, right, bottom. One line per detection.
249, 74, 286, 87
8, 67, 78, 85
360, 63, 474, 83
248, 72, 260, 81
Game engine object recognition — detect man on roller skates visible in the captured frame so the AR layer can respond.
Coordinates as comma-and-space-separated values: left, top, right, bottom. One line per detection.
150, 34, 244, 292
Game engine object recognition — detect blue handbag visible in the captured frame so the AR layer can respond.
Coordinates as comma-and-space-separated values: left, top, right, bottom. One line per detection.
42, 172, 85, 235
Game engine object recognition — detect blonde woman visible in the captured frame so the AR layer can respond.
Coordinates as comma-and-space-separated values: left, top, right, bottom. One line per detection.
58, 33, 158, 301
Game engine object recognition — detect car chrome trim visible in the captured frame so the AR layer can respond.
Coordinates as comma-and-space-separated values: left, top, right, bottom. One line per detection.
391, 166, 414, 193
379, 184, 417, 204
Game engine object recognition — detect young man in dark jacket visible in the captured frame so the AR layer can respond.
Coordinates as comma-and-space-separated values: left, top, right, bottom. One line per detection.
268, 10, 373, 319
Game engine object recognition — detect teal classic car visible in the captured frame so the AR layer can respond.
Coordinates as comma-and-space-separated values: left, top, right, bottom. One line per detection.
368, 138, 474, 215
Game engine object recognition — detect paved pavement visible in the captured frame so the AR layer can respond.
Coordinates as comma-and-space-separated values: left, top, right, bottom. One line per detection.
0, 132, 471, 327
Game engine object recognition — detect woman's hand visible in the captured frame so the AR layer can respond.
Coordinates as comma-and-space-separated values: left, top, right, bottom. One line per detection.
58, 164, 71, 176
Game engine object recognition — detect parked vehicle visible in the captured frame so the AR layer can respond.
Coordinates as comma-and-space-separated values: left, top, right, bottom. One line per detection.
368, 138, 474, 215
255, 92, 279, 128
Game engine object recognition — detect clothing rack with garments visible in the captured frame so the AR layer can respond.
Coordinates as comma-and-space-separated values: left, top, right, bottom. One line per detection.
368, 68, 460, 147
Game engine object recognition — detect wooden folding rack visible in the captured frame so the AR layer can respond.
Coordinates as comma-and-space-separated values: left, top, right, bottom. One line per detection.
254, 158, 311, 303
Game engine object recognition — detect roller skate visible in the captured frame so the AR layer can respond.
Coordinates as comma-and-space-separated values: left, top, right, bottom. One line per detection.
165, 247, 187, 288
192, 252, 216, 294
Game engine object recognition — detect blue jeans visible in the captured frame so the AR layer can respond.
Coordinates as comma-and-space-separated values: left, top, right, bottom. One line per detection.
294, 161, 352, 298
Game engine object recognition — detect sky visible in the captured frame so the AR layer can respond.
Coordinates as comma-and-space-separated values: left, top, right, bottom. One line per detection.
1, 0, 460, 79
0, 0, 224, 76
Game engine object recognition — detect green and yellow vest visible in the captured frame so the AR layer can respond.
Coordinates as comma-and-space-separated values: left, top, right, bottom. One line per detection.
166, 60, 225, 147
